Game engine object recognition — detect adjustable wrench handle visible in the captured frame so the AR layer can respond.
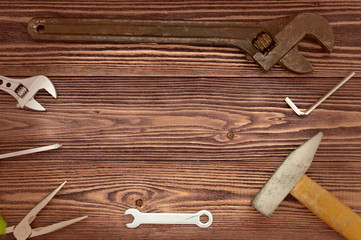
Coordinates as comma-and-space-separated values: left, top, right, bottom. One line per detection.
27, 17, 286, 65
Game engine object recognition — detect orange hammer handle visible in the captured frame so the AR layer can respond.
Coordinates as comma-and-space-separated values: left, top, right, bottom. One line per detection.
290, 175, 361, 240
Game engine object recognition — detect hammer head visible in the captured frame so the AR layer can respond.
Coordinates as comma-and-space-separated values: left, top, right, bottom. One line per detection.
252, 132, 323, 217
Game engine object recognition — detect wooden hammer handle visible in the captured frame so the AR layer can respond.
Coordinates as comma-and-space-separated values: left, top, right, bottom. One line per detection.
290, 174, 361, 240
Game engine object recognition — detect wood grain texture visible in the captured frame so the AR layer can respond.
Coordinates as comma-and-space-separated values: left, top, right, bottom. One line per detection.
0, 1, 360, 240
0, 0, 360, 77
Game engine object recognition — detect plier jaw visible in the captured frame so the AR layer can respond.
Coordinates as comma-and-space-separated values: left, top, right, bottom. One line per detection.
4, 181, 87, 240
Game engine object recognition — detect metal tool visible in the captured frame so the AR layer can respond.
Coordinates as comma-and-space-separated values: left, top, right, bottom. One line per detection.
252, 132, 361, 240
27, 13, 334, 73
286, 72, 356, 116
0, 144, 61, 160
0, 75, 56, 111
4, 181, 87, 240
124, 208, 213, 228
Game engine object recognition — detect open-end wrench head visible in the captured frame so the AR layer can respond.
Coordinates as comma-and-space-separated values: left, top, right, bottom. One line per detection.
21, 98, 46, 111
253, 12, 334, 73
279, 46, 314, 74
300, 12, 334, 53
38, 75, 57, 99
124, 208, 141, 228
20, 75, 57, 111
22, 75, 57, 98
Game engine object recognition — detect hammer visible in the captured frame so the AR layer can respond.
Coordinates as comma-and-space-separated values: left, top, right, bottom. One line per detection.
252, 132, 361, 240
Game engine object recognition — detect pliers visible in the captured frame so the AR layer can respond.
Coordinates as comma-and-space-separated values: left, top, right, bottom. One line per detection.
4, 181, 87, 240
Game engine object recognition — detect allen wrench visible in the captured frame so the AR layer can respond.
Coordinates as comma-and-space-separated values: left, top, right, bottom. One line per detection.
285, 72, 355, 116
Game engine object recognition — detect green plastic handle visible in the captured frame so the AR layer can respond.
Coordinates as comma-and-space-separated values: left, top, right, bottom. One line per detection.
0, 216, 7, 235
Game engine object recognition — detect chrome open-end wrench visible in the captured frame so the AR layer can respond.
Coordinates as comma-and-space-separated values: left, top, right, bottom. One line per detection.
124, 208, 213, 228
28, 13, 334, 73
0, 75, 57, 111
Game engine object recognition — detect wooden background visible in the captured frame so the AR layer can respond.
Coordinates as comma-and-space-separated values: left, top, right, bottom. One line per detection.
0, 1, 360, 239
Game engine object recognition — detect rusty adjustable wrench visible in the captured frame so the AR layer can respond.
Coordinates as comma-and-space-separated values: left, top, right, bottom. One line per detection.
27, 13, 334, 73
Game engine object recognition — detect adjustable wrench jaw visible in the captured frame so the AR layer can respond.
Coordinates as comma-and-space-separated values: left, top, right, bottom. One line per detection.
0, 75, 57, 111
248, 12, 334, 73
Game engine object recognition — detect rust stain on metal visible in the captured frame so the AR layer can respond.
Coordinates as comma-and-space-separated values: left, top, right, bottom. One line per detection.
27, 13, 334, 73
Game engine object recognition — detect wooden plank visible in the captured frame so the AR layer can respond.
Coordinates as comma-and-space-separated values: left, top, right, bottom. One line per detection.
0, 75, 360, 240
1, 76, 360, 160
0, 1, 360, 240
0, 159, 358, 240
0, 1, 359, 77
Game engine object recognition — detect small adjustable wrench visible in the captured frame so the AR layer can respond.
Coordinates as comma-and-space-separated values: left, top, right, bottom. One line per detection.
0, 75, 56, 111
28, 13, 334, 73
124, 208, 213, 228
